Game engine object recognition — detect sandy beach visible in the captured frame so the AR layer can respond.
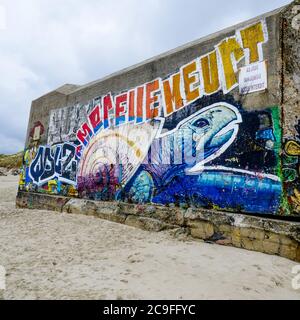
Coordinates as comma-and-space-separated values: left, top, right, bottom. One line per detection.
0, 174, 299, 300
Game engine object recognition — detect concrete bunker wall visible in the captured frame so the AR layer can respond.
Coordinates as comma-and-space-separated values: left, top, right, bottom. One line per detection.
19, 2, 300, 220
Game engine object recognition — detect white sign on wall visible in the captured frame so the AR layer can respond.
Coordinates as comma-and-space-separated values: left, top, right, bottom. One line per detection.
239, 61, 267, 94
33, 126, 41, 141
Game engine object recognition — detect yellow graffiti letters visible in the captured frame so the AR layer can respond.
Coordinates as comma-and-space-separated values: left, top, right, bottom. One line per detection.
240, 22, 266, 64
145, 79, 161, 120
217, 37, 244, 92
75, 20, 269, 153
162, 73, 184, 116
182, 60, 201, 103
285, 140, 300, 156
200, 51, 220, 94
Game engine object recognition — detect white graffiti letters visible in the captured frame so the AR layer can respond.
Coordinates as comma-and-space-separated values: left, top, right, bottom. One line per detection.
29, 143, 78, 186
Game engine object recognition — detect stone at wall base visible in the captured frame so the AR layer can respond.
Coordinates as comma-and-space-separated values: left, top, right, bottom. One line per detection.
16, 191, 300, 262
125, 215, 173, 232
16, 191, 70, 212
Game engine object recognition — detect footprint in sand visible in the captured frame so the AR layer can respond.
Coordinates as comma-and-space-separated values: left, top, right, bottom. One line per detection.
127, 253, 144, 263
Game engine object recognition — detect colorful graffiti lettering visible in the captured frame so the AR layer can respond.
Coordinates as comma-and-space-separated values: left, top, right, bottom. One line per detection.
29, 143, 78, 186
69, 20, 268, 156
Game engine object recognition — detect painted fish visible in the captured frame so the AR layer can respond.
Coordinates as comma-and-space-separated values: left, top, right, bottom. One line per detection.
150, 102, 242, 172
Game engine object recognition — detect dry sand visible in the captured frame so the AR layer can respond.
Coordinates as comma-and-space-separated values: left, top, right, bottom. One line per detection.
0, 174, 299, 300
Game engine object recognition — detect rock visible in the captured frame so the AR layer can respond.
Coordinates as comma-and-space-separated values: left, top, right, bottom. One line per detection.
240, 227, 265, 241
216, 238, 232, 246
145, 205, 156, 214
189, 221, 214, 240
63, 199, 89, 215
0, 167, 7, 176
96, 207, 127, 224
125, 215, 173, 232
169, 227, 190, 241
279, 243, 298, 260
10, 169, 20, 176
262, 240, 280, 255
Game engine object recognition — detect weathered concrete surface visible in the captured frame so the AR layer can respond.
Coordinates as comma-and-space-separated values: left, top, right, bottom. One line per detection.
16, 191, 70, 212
281, 1, 300, 215
16, 191, 300, 262
282, 0, 300, 137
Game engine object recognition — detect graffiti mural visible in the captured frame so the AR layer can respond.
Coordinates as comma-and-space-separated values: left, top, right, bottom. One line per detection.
283, 120, 300, 214
20, 143, 79, 196
20, 19, 290, 215
119, 104, 281, 214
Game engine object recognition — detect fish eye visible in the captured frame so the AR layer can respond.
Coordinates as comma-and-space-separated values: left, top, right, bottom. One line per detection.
192, 118, 209, 128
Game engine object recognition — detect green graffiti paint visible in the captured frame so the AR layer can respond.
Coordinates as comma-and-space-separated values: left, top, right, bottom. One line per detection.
269, 106, 289, 215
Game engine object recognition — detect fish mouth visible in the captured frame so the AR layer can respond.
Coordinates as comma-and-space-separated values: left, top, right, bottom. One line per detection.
182, 103, 242, 174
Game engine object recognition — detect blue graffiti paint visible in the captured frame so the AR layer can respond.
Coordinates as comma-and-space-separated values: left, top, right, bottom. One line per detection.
256, 128, 275, 141
127, 170, 154, 203
156, 103, 242, 170
151, 171, 281, 214
29, 143, 78, 186
120, 103, 282, 214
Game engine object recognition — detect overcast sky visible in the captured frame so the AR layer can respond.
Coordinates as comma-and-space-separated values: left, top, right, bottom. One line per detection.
0, 0, 292, 154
